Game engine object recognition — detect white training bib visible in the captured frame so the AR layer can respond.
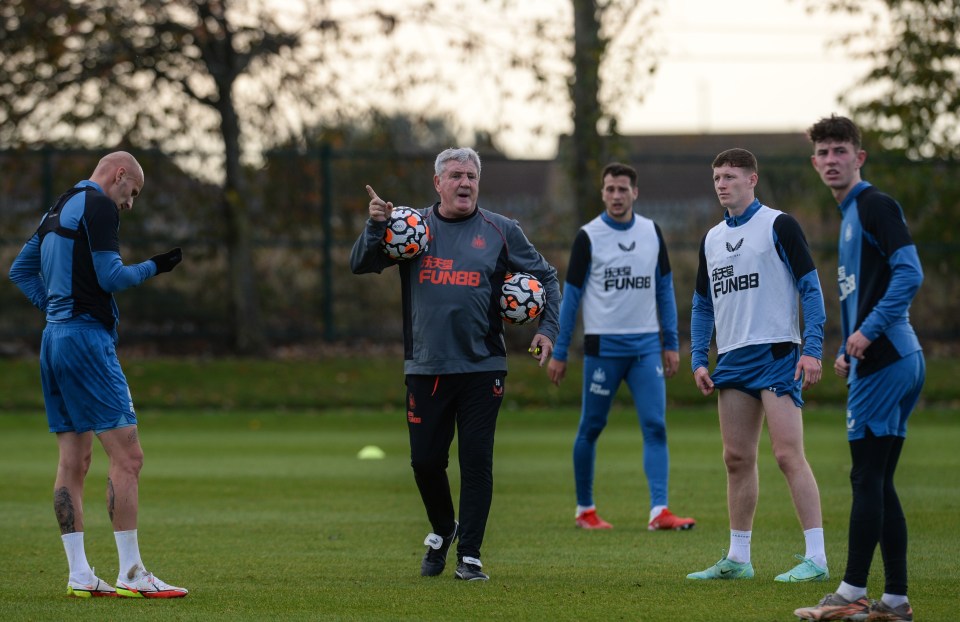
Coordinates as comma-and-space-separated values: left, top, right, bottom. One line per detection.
703, 206, 800, 353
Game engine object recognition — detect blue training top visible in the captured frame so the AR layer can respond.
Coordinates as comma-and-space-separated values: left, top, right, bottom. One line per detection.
9, 180, 157, 336
836, 181, 923, 380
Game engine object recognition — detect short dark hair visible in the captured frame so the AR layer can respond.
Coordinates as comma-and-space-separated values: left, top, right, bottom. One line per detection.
807, 114, 862, 150
712, 148, 757, 173
601, 162, 638, 187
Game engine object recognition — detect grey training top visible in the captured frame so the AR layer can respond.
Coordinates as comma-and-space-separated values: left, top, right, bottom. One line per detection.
350, 203, 560, 375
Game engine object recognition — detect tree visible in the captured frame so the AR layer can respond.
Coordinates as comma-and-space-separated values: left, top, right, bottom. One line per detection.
569, 0, 605, 226
1, 0, 662, 351
0, 0, 500, 353
2, 0, 312, 352
568, 0, 660, 224
258, 112, 464, 342
807, 0, 960, 159
806, 0, 960, 340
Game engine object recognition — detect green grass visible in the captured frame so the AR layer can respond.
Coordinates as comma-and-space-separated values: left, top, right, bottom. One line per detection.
0, 407, 957, 621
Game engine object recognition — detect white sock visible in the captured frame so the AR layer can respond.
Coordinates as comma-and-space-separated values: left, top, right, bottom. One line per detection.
576, 505, 595, 517
114, 529, 145, 582
881, 593, 909, 609
649, 505, 667, 523
803, 527, 827, 567
62, 532, 93, 582
837, 581, 867, 601
728, 530, 751, 564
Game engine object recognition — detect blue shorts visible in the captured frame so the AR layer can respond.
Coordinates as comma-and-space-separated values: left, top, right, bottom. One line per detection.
711, 343, 804, 407
846, 350, 924, 441
40, 319, 137, 434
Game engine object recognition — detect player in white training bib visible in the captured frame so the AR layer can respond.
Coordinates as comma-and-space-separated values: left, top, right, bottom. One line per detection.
687, 148, 829, 584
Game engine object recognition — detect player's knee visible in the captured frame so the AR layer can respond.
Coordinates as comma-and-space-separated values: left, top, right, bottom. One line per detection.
577, 422, 606, 441
722, 448, 755, 472
641, 422, 667, 444
114, 447, 144, 476
771, 446, 807, 474
411, 458, 447, 475
58, 452, 93, 480
58, 462, 89, 484
131, 451, 144, 475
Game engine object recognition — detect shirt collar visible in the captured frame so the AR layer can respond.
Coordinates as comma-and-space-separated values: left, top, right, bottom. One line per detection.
724, 198, 762, 227
76, 180, 104, 194
838, 181, 872, 214
600, 211, 635, 230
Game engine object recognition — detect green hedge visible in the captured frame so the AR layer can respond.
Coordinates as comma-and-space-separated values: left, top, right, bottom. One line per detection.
2, 354, 957, 411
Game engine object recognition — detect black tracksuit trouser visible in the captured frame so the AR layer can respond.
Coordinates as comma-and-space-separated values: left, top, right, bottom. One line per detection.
844, 431, 909, 595
405, 371, 505, 561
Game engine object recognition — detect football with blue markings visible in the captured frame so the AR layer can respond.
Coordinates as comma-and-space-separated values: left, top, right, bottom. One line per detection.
381, 207, 429, 261
499, 272, 545, 326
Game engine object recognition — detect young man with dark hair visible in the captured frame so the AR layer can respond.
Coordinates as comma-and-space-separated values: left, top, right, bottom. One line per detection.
795, 116, 924, 622
547, 162, 695, 532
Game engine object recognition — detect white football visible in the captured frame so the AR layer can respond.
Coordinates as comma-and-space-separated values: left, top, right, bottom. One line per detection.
499, 272, 546, 326
381, 207, 429, 261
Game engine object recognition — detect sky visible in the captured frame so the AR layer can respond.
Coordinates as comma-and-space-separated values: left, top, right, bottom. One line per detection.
270, 0, 883, 160
615, 0, 877, 137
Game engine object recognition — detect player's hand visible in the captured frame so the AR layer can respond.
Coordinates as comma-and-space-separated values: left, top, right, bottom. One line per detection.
150, 247, 182, 274
529, 334, 553, 367
547, 358, 566, 386
845, 330, 872, 361
366, 185, 393, 222
796, 354, 822, 390
693, 366, 714, 396
834, 354, 850, 378
662, 350, 679, 379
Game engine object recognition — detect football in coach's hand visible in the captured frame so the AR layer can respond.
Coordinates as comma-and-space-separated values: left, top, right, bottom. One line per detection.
499, 272, 545, 326
381, 207, 429, 261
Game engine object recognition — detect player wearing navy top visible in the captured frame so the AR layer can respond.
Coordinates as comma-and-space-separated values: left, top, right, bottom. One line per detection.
687, 148, 830, 584
351, 147, 560, 581
9, 152, 187, 599
546, 162, 695, 532
795, 117, 923, 622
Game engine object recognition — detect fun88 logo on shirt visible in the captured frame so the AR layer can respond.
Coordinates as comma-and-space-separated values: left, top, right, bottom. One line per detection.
712, 264, 759, 299
603, 266, 651, 291
419, 256, 481, 287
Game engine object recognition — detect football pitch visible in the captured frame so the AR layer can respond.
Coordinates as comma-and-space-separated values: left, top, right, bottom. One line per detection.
0, 406, 956, 621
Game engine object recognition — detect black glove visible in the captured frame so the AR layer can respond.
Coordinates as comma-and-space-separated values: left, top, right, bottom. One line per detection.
150, 247, 182, 274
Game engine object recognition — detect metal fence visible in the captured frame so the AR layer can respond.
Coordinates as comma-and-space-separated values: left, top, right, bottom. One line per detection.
2, 146, 958, 355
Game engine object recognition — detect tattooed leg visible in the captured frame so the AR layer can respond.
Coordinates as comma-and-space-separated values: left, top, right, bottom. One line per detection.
54, 431, 92, 534
98, 425, 144, 531
107, 477, 115, 523
54, 486, 77, 534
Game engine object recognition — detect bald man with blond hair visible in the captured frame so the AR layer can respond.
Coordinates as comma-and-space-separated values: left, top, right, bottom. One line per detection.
9, 151, 187, 599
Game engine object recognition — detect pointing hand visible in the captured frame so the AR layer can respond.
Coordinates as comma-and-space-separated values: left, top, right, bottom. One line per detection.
366, 185, 393, 222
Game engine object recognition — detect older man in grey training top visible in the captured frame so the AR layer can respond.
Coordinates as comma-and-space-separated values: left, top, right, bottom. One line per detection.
351, 147, 560, 582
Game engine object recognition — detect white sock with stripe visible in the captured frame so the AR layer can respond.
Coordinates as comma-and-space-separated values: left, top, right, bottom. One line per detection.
728, 530, 752, 564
